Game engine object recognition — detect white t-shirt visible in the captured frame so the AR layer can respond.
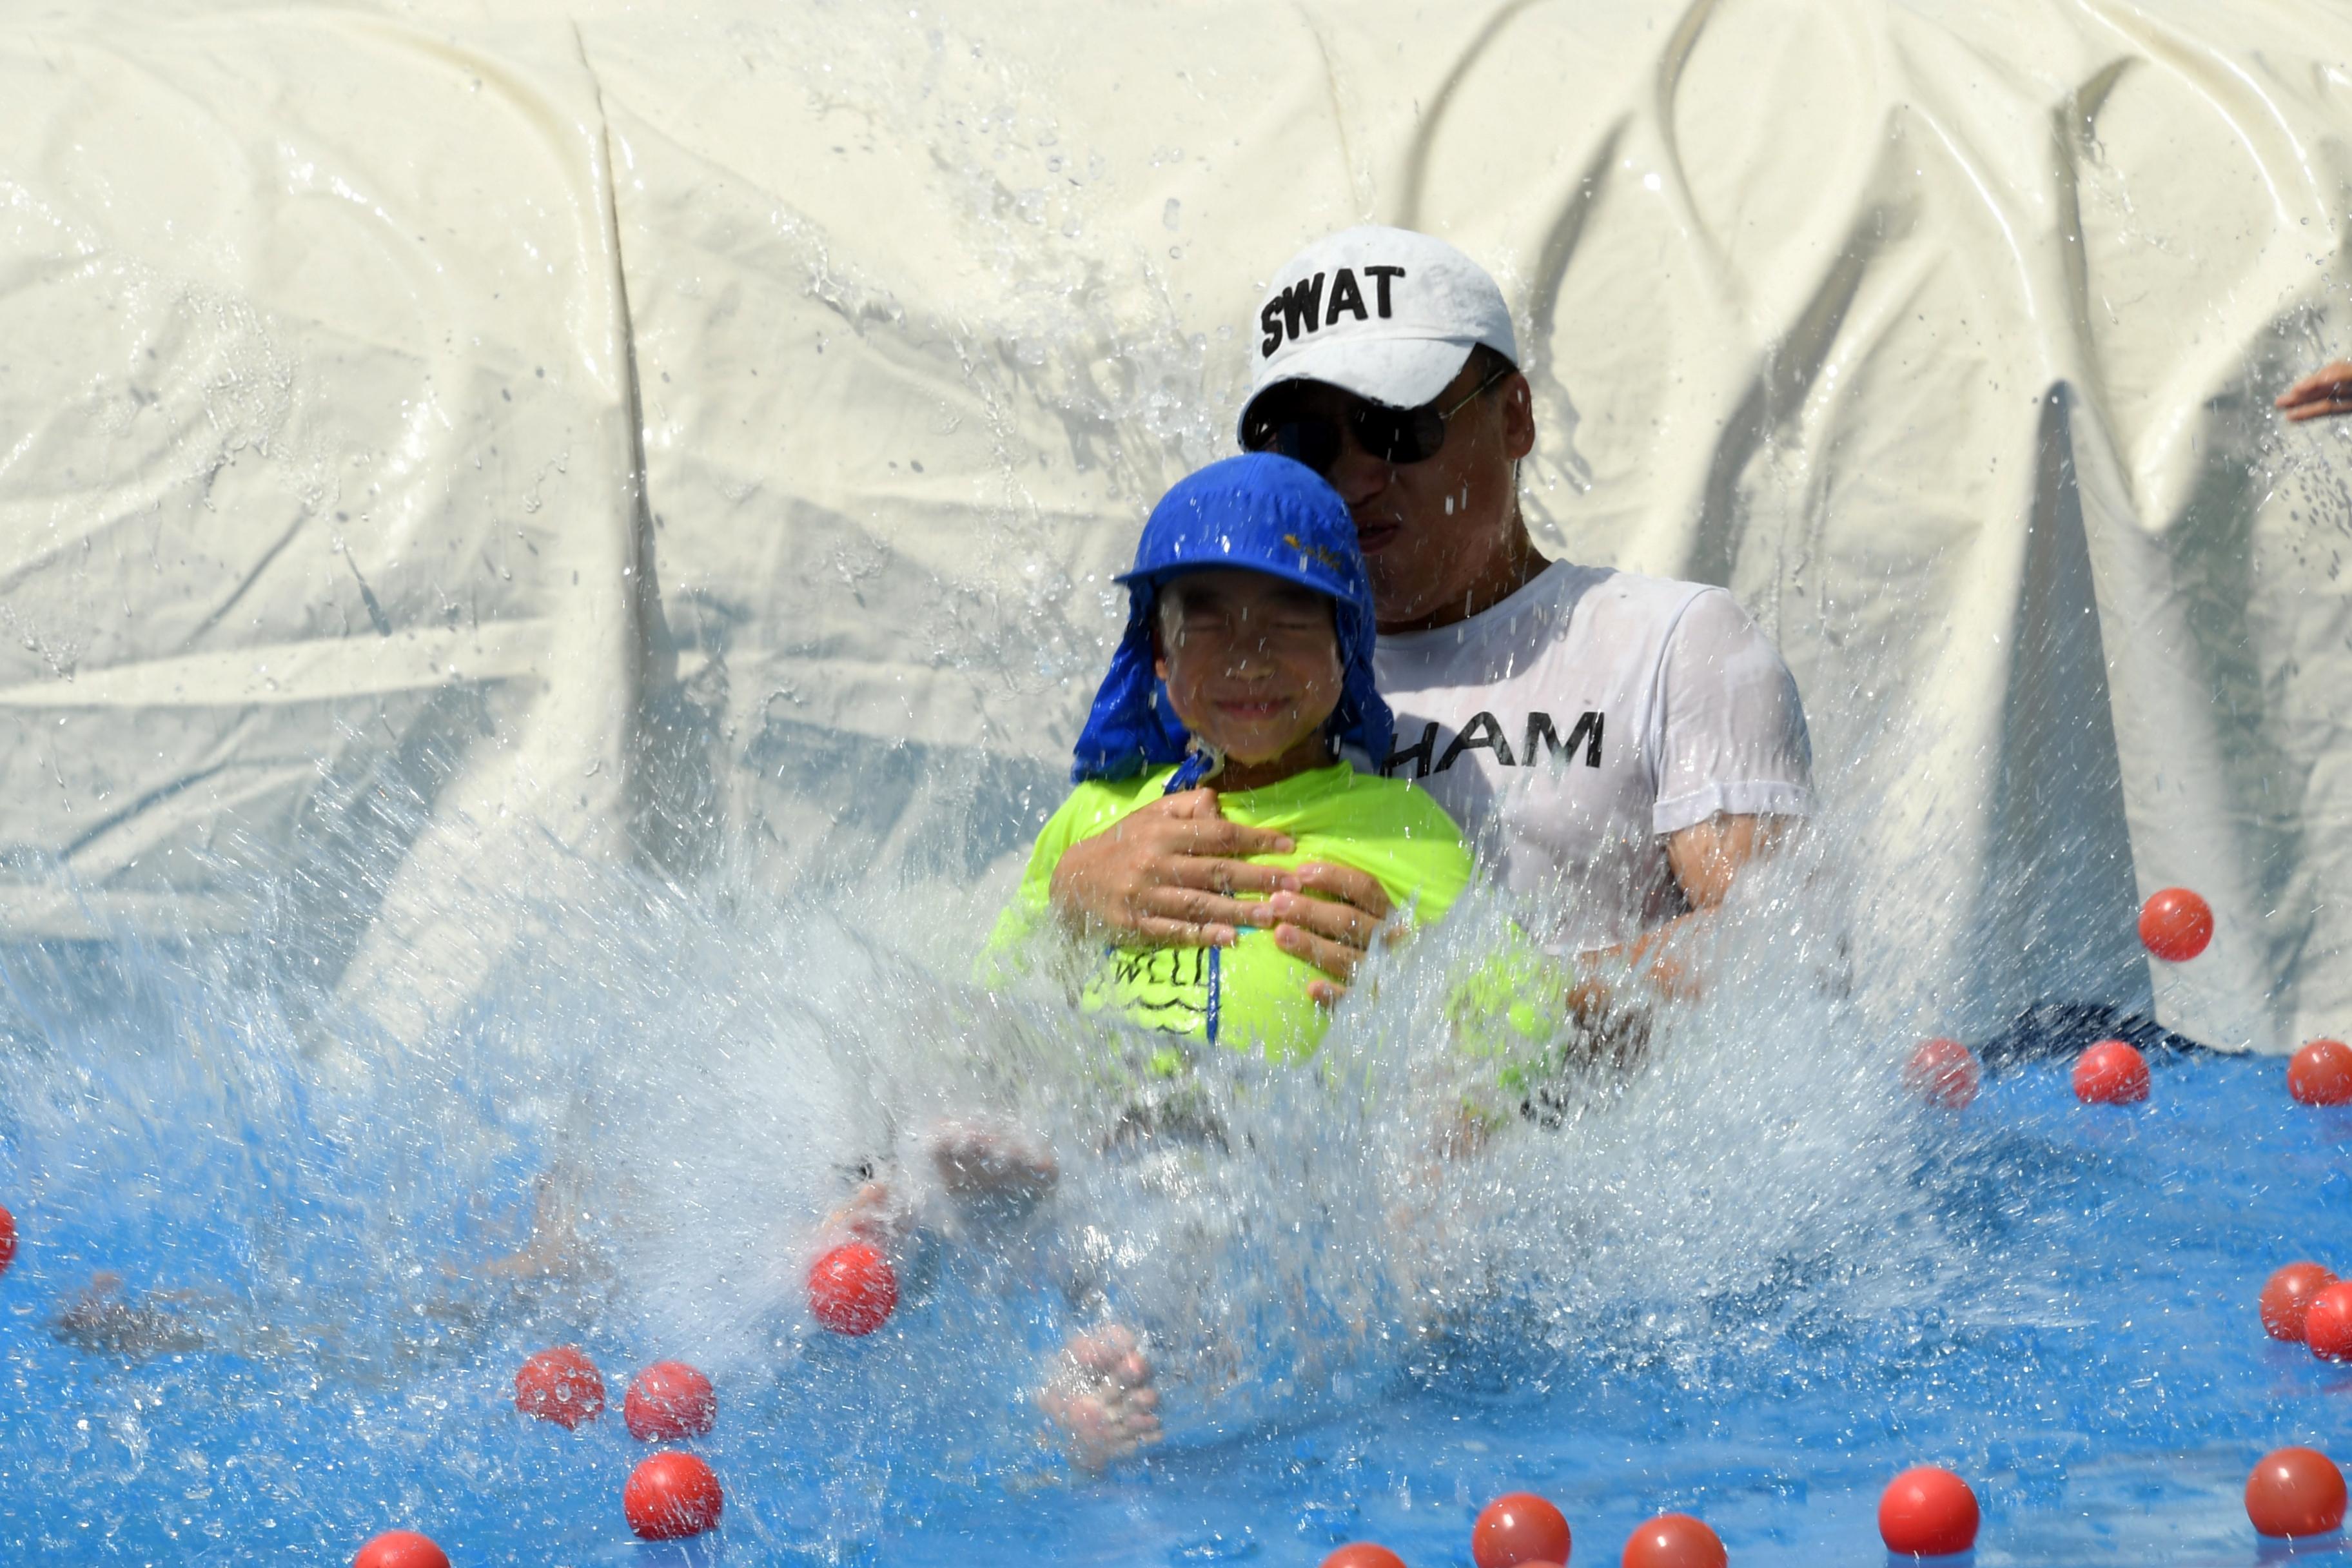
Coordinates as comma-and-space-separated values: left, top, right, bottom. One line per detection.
1372, 561, 1813, 955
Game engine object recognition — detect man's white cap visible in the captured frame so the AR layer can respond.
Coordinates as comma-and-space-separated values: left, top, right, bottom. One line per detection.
1237, 225, 1518, 441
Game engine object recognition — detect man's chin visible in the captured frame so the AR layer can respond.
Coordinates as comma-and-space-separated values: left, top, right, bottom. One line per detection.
1362, 568, 1416, 626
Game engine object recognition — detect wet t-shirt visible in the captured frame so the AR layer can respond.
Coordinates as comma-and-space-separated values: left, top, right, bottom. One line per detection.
990, 761, 1473, 1063
1373, 561, 1812, 956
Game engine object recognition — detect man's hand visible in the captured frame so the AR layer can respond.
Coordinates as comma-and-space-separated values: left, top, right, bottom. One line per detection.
1048, 788, 1298, 946
1268, 864, 1395, 1004
1047, 788, 1398, 996
2278, 362, 2352, 423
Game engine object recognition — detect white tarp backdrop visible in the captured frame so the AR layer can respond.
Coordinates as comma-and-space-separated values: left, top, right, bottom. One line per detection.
1, 0, 2347, 1051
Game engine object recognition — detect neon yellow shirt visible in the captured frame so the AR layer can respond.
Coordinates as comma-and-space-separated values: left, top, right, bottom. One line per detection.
988, 762, 1474, 1063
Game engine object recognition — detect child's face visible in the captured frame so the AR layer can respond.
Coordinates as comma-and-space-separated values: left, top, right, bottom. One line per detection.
1152, 569, 1345, 766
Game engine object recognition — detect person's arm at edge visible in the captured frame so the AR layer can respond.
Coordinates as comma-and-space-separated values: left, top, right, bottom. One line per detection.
2278, 361, 2352, 422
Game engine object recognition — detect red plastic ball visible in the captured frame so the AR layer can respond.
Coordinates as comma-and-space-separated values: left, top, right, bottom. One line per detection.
624, 1360, 717, 1441
0, 1203, 15, 1278
2260, 1263, 2340, 1342
1472, 1491, 1572, 1568
1903, 1038, 1981, 1109
2139, 887, 2213, 962
1321, 1547, 1408, 1568
1877, 1465, 1980, 1556
625, 1451, 725, 1540
2072, 1040, 2150, 1104
2245, 1447, 2347, 1538
2289, 1039, 2352, 1107
2305, 1282, 2352, 1362
808, 1242, 897, 1336
1620, 1513, 1724, 1568
514, 1346, 605, 1428
352, 1530, 451, 1568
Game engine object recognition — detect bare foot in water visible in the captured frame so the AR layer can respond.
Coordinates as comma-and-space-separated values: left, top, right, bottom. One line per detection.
814, 1121, 1054, 1249
818, 1178, 915, 1249
927, 1119, 1057, 1215
1037, 1323, 1162, 1470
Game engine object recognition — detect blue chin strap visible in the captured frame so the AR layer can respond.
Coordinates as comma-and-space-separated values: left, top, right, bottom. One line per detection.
1164, 745, 1224, 794
1164, 742, 1228, 1043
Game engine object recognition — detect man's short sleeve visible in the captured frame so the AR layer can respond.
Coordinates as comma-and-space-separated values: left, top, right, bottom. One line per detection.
1651, 588, 1813, 836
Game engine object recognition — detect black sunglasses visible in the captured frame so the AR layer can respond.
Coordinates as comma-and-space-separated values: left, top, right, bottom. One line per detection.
1240, 362, 1513, 476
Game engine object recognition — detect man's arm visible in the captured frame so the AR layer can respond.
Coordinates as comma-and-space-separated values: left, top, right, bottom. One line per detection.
1524, 810, 1796, 1083
1625, 812, 1794, 995
1046, 787, 1395, 991
1667, 810, 1788, 910
1613, 583, 1814, 1000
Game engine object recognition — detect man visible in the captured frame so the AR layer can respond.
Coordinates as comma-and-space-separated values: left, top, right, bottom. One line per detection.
1026, 228, 1816, 1465
1051, 226, 1814, 1006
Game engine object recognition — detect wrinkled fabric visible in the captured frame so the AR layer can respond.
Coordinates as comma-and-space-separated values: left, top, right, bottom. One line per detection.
0, 1, 2347, 1052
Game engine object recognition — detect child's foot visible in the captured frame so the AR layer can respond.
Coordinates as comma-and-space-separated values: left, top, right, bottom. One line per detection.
819, 1179, 914, 1249
928, 1119, 1057, 1217
1037, 1323, 1162, 1470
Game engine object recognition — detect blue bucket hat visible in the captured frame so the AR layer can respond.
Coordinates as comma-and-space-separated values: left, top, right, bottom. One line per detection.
1072, 452, 1392, 785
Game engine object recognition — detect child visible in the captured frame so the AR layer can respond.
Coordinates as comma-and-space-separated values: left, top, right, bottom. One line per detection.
989, 451, 1473, 1064
830, 455, 1487, 1472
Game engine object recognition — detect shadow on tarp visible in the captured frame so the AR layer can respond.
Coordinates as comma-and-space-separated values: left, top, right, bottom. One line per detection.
1977, 1000, 2213, 1068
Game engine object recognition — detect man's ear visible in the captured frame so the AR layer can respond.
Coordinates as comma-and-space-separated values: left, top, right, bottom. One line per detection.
1502, 372, 1536, 462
